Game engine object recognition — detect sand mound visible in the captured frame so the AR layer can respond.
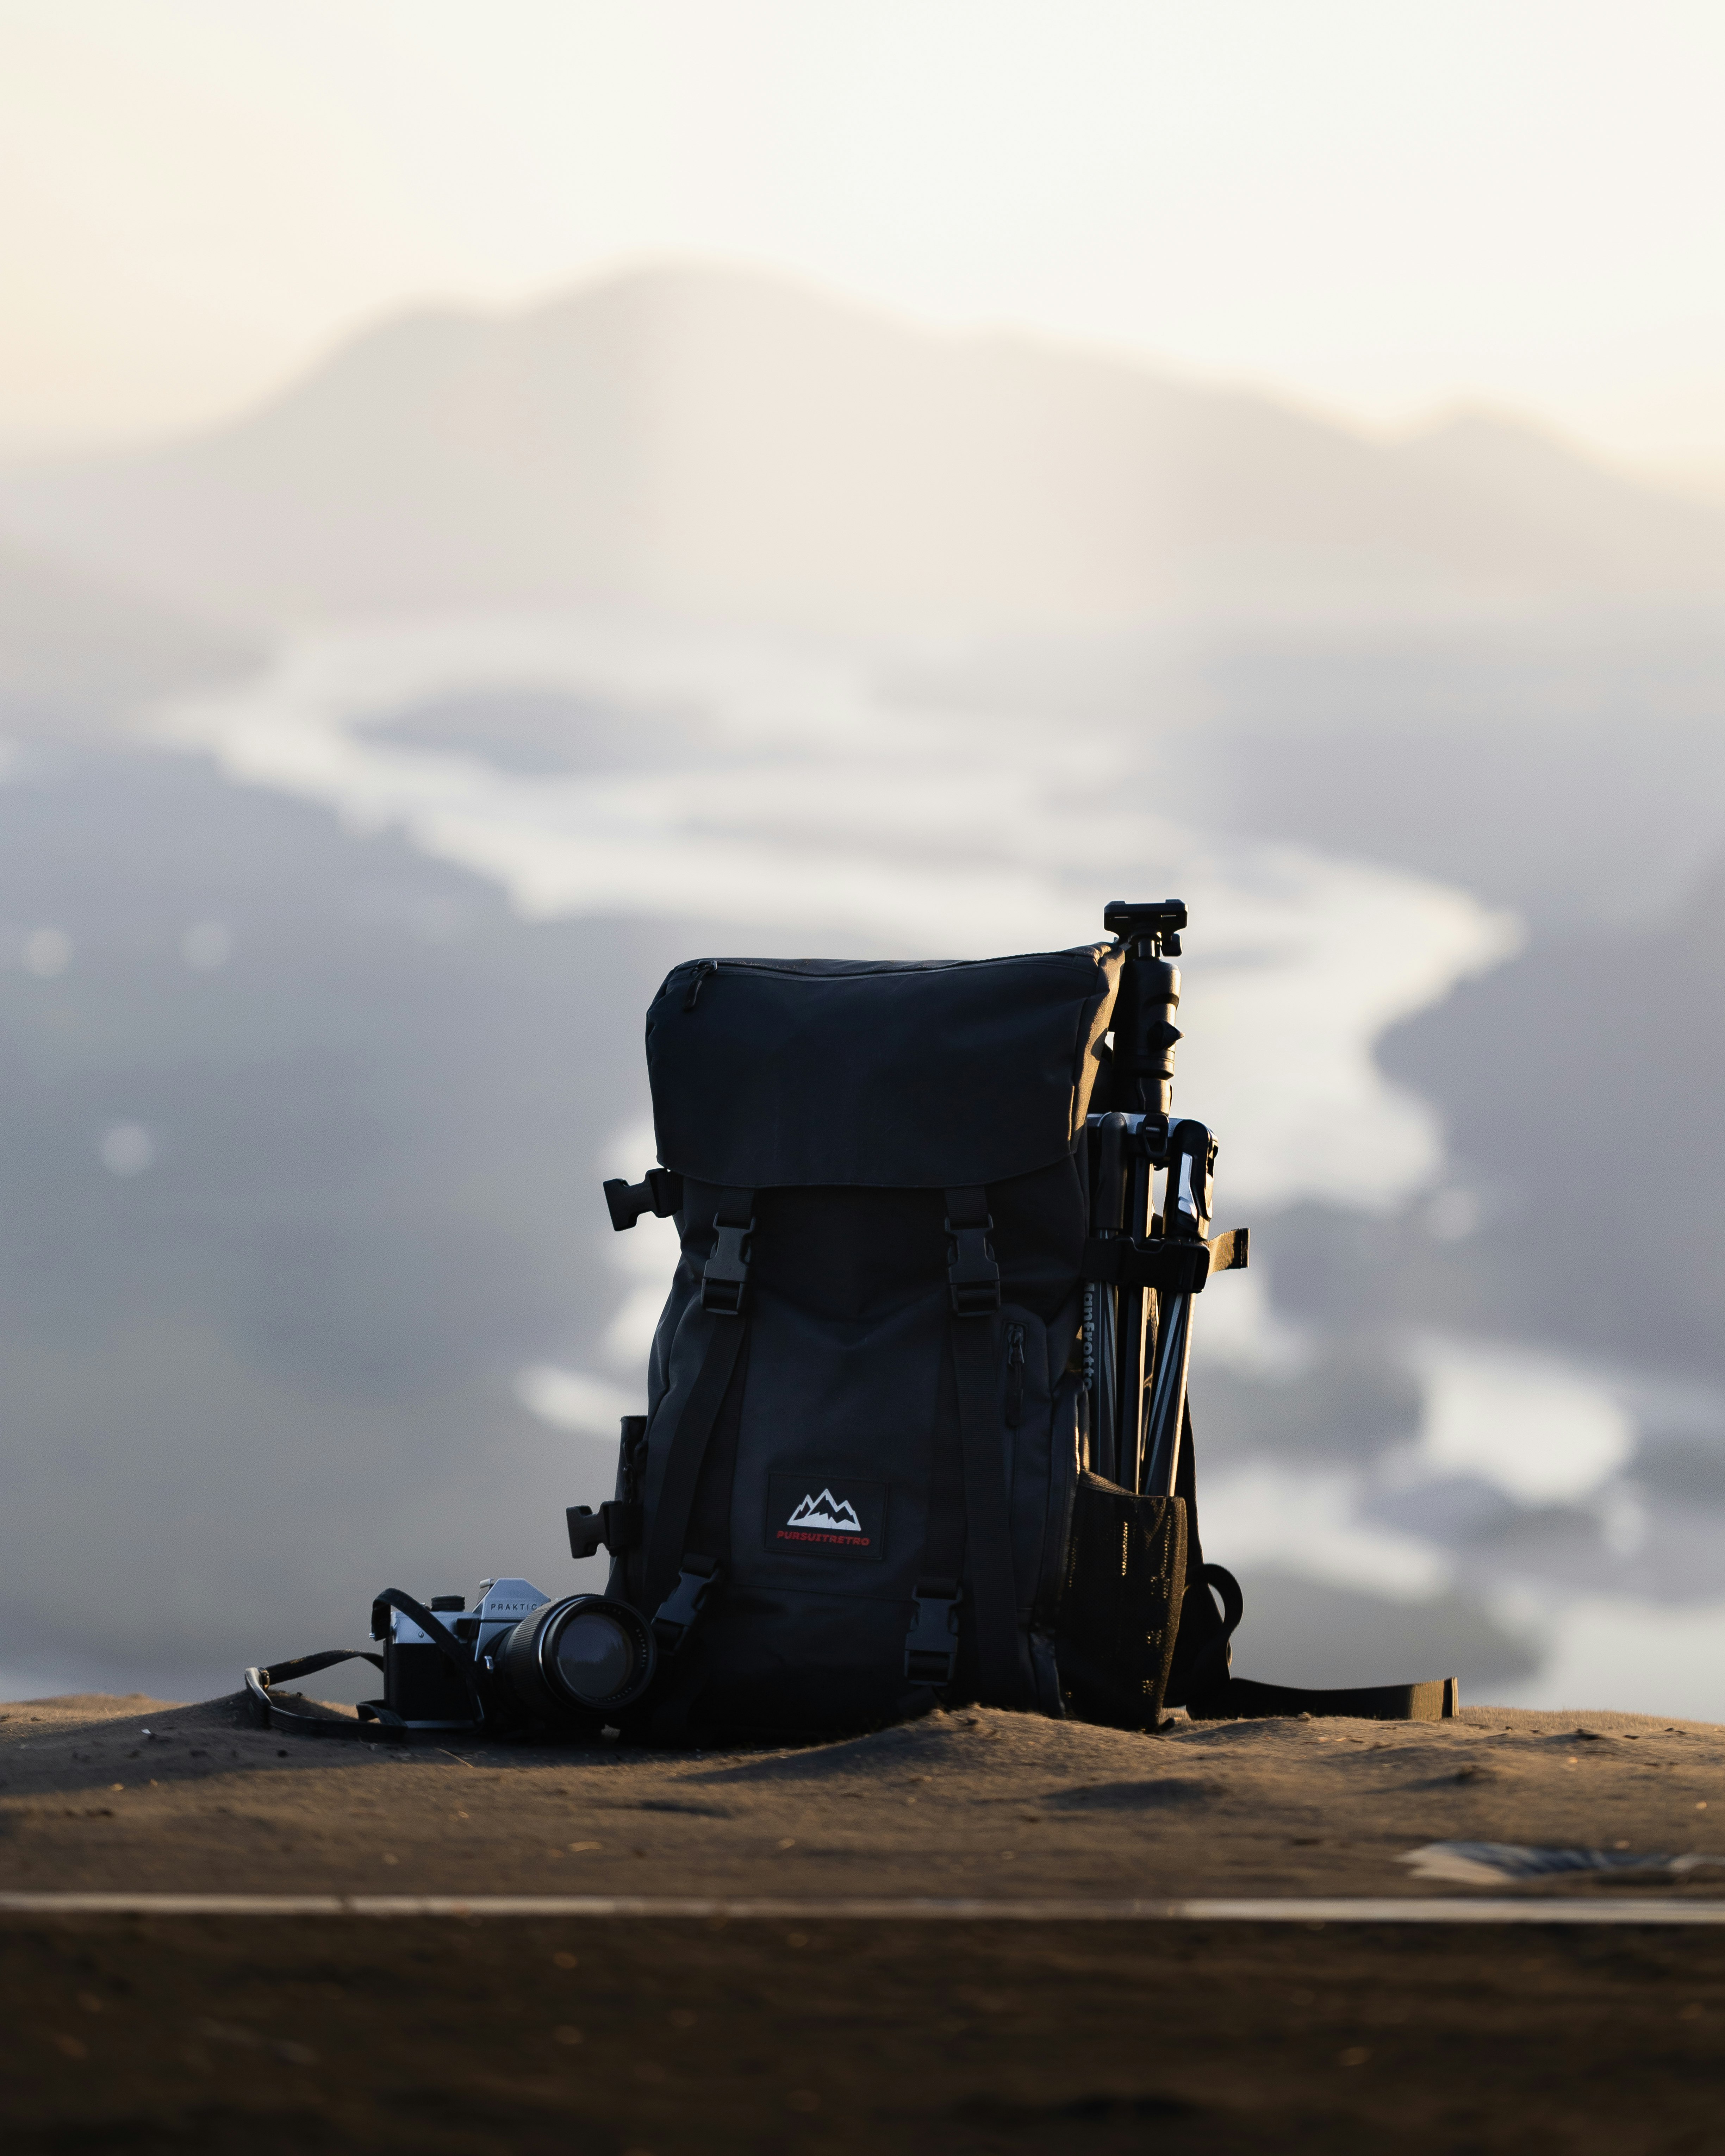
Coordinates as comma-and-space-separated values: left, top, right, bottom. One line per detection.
3, 1694, 1722, 1901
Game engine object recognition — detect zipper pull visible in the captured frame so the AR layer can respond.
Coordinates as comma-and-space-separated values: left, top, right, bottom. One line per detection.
684, 960, 718, 1012
1005, 1323, 1025, 1427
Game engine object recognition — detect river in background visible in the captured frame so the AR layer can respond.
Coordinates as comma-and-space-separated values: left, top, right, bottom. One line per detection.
2, 608, 1721, 1717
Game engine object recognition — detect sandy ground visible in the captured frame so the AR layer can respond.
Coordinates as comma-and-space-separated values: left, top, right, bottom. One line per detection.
4, 1692, 1724, 1900
5, 1692, 1725, 2151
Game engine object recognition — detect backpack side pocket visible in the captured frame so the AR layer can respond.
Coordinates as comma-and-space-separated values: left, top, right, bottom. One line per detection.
1054, 1472, 1188, 1731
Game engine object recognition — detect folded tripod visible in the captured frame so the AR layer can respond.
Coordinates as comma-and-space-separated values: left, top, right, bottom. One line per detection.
1081, 900, 1247, 1498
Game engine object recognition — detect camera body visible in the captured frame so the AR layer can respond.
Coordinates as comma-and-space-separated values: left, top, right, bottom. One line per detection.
372, 1576, 657, 1732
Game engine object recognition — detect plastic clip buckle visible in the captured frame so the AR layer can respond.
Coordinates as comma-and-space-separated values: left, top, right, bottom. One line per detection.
604, 1167, 684, 1233
945, 1217, 1000, 1317
904, 1577, 963, 1685
566, 1505, 605, 1560
652, 1556, 722, 1655
566, 1500, 643, 1561
700, 1217, 754, 1316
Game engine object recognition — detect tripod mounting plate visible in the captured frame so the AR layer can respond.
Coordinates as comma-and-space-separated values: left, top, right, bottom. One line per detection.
1104, 898, 1187, 955
1081, 1225, 1248, 1295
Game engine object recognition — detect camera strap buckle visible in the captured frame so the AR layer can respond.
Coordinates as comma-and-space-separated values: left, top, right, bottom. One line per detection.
652, 1554, 722, 1655
904, 1576, 963, 1685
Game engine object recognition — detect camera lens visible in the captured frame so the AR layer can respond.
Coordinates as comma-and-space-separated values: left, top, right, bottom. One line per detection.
552, 1607, 639, 1702
491, 1593, 657, 1724
541, 1597, 654, 1711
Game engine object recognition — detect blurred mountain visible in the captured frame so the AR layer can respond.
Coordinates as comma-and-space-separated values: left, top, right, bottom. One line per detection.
4, 264, 1724, 636
0, 542, 252, 736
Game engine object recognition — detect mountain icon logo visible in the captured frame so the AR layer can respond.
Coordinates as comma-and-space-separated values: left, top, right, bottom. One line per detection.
786, 1489, 862, 1533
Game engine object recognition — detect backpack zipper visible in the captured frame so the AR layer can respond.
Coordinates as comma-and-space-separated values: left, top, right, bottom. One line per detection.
1005, 1323, 1025, 1427
686, 950, 1103, 983
684, 959, 718, 1011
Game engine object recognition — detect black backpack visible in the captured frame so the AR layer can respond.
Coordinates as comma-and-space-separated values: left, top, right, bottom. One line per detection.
247, 901, 1456, 1743
592, 906, 1457, 1742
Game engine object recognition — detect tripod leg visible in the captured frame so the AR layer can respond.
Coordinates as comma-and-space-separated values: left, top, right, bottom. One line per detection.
1141, 1289, 1193, 1498
1091, 1278, 1118, 1483
1142, 1119, 1213, 1496
1087, 1114, 1130, 1486
1115, 1151, 1151, 1491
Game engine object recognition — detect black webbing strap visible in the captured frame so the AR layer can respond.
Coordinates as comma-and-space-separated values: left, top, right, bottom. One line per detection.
642, 1295, 753, 1742
654, 1324, 752, 1661
642, 1188, 755, 1623
906, 1345, 966, 1685
684, 1321, 751, 1568
642, 1319, 746, 1618
944, 1186, 1027, 1706
1190, 1674, 1461, 1722
1168, 1410, 1458, 1722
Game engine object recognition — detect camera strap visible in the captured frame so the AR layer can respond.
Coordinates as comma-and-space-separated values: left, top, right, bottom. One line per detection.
244, 1648, 397, 1741
370, 1587, 488, 1724
247, 1587, 490, 1741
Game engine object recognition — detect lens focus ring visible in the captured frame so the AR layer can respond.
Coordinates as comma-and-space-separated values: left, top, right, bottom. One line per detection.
535, 1595, 656, 1712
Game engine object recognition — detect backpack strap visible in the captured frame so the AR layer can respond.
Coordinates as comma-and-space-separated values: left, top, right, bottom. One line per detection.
1192, 1674, 1461, 1721
641, 1188, 755, 1627
940, 1186, 1029, 1706
1165, 1403, 1458, 1722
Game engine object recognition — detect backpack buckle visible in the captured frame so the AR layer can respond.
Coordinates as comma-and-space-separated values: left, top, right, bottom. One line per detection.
652, 1556, 722, 1655
904, 1577, 963, 1685
565, 1500, 643, 1560
700, 1216, 754, 1316
603, 1167, 683, 1232
945, 1217, 1000, 1317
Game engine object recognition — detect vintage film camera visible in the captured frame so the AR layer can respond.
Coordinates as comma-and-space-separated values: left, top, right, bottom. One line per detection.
373, 1577, 656, 1732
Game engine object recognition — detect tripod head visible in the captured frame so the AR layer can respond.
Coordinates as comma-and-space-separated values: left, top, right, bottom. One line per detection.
1103, 898, 1186, 958
1103, 899, 1185, 1117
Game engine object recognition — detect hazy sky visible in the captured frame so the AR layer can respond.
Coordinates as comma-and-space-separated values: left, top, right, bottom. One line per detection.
6, 1, 1725, 465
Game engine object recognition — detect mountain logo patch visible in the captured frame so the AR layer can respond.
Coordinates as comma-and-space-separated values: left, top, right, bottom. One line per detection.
766, 1472, 886, 1561
788, 1490, 861, 1533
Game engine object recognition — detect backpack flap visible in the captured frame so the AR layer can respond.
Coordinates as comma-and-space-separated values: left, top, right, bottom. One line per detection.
646, 946, 1121, 1189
